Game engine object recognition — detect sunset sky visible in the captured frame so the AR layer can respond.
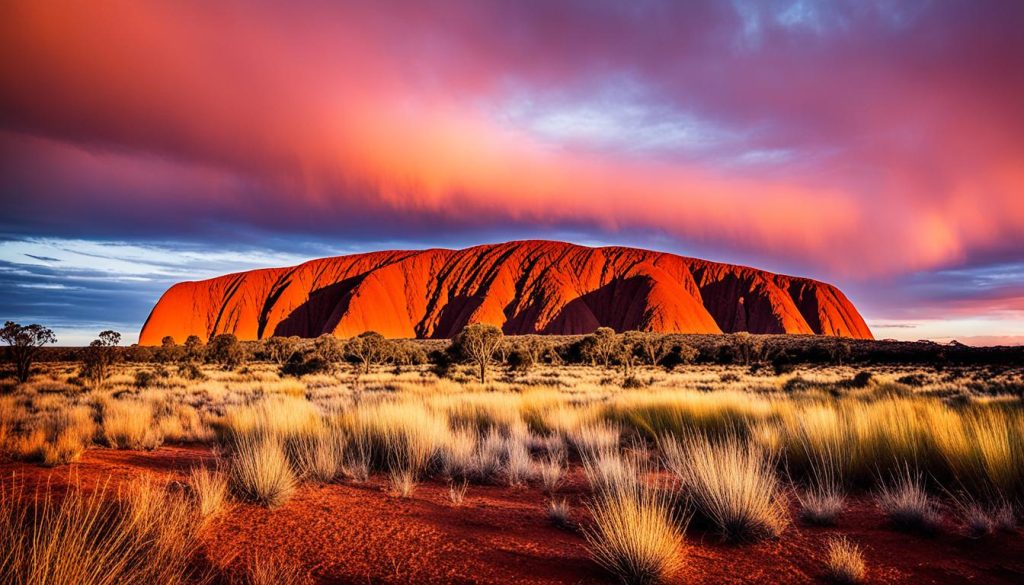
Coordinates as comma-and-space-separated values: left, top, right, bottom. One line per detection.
1, 0, 1022, 345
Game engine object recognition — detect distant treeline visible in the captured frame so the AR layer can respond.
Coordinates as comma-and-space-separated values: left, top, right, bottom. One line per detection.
20, 330, 1024, 369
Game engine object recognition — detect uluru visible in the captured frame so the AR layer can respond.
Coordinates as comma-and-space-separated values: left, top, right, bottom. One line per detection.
139, 240, 871, 344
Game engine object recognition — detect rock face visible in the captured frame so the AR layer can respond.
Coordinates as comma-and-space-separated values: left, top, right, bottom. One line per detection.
139, 240, 872, 344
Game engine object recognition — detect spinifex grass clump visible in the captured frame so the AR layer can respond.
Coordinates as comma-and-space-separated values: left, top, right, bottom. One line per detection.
663, 432, 788, 541
875, 466, 941, 532
229, 434, 297, 508
823, 536, 866, 584
583, 457, 684, 585
0, 478, 199, 584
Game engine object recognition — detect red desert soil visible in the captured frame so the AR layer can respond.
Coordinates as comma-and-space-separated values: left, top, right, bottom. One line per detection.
4, 445, 1022, 584
139, 240, 872, 344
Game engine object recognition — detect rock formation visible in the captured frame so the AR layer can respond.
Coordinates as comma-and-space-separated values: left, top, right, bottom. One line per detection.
139, 240, 872, 344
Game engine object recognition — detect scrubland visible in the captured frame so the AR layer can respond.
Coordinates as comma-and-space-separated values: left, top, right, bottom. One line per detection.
1, 355, 1023, 584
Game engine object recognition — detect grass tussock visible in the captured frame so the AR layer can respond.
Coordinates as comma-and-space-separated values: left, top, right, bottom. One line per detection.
102, 400, 162, 450
548, 497, 573, 529
663, 433, 787, 541
0, 478, 199, 585
229, 434, 297, 507
875, 467, 941, 532
189, 465, 230, 522
389, 467, 418, 498
823, 536, 866, 584
796, 456, 846, 525
241, 553, 310, 585
583, 464, 684, 585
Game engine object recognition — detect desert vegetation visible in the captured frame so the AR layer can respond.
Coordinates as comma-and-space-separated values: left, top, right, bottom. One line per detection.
0, 326, 1022, 583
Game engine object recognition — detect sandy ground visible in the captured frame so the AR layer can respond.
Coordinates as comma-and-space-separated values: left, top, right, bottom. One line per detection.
4, 445, 1023, 584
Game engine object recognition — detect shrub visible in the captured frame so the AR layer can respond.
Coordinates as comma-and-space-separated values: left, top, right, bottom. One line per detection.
346, 331, 391, 374
453, 324, 504, 383
264, 336, 300, 365
823, 536, 866, 584
133, 369, 157, 388
177, 362, 206, 380
622, 375, 647, 389
280, 351, 332, 377
849, 371, 874, 388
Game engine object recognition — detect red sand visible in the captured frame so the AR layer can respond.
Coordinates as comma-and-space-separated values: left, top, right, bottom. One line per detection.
3, 446, 1022, 584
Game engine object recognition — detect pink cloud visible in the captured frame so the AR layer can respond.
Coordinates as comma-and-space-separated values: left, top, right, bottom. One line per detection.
1, 0, 1023, 282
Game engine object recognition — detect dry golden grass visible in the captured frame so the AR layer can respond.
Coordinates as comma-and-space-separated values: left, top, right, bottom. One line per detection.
823, 536, 866, 584
796, 453, 846, 525
547, 497, 573, 528
875, 466, 941, 532
189, 465, 230, 523
663, 433, 787, 541
102, 400, 162, 450
229, 434, 296, 507
583, 461, 684, 585
0, 478, 198, 585
448, 479, 468, 505
389, 467, 418, 498
241, 553, 310, 585
2, 359, 1022, 582
538, 456, 566, 493
287, 426, 347, 483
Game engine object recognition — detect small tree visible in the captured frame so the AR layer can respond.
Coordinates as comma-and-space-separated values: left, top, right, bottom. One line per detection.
183, 335, 206, 363
634, 332, 672, 366
81, 330, 121, 388
731, 332, 765, 365
828, 340, 852, 366
157, 335, 184, 363
660, 340, 699, 371
455, 323, 504, 383
265, 336, 299, 365
313, 334, 343, 366
581, 327, 618, 367
1, 321, 57, 384
207, 333, 246, 369
618, 331, 646, 376
346, 331, 390, 374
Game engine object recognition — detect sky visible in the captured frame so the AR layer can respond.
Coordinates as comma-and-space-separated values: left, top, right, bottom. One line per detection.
1, 0, 1023, 346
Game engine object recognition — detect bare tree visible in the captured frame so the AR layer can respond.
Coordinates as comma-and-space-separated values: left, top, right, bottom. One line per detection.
1, 321, 57, 384
456, 324, 504, 383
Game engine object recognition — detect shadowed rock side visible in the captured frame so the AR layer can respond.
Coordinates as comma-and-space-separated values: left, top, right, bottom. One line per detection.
139, 241, 872, 344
